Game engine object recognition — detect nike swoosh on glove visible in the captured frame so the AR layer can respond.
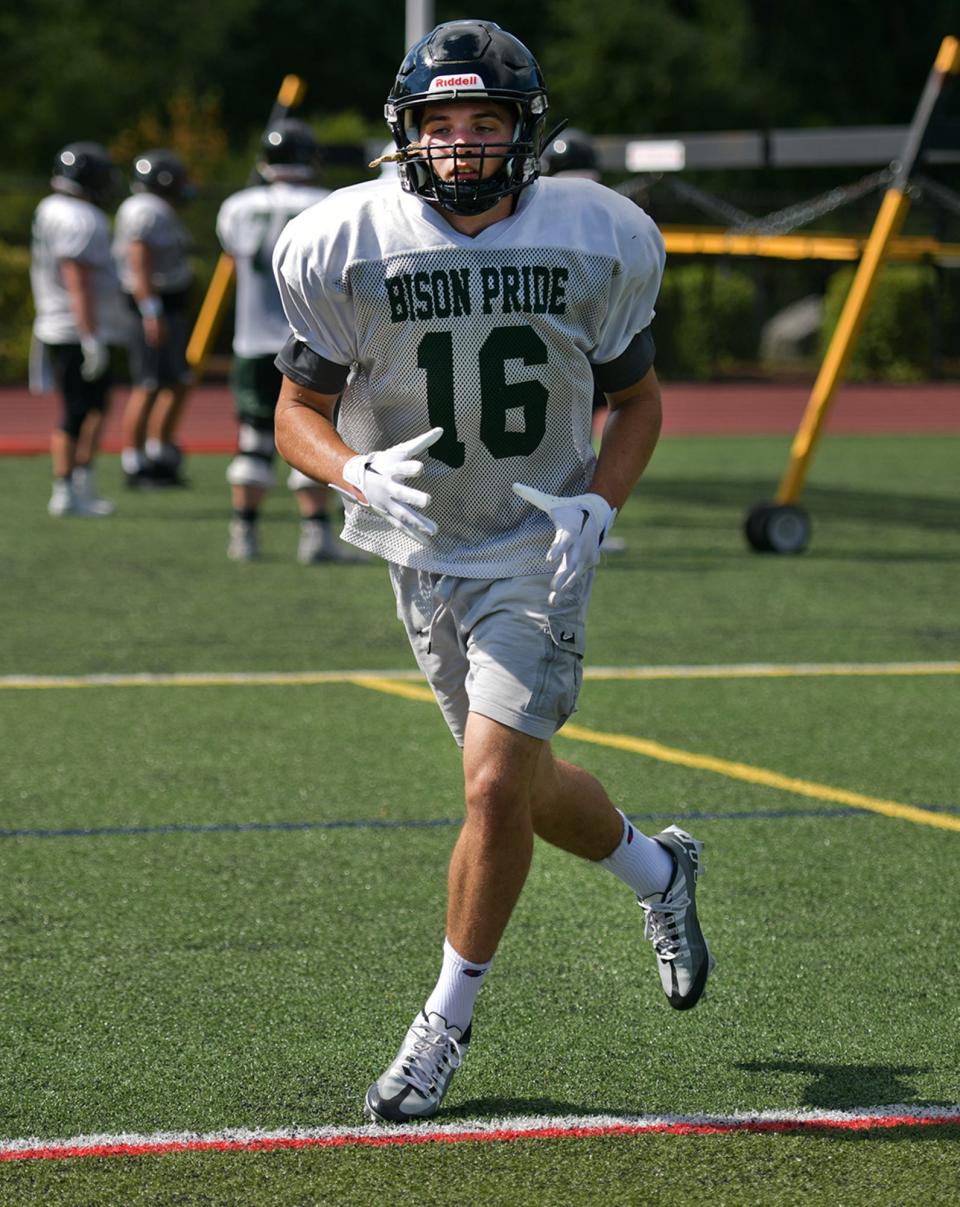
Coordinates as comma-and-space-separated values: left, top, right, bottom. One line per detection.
338, 427, 443, 545
512, 483, 617, 604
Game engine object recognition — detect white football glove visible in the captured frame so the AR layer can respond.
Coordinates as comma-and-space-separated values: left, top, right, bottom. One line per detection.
512, 483, 617, 604
79, 335, 109, 382
339, 427, 443, 545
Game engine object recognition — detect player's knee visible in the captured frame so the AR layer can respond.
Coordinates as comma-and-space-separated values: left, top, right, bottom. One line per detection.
463, 762, 530, 830
287, 467, 322, 492
226, 454, 275, 489
60, 401, 92, 440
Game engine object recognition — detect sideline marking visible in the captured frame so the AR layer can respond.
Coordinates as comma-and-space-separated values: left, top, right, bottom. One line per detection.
1, 661, 958, 691
346, 679, 960, 835
559, 724, 960, 834
11, 805, 959, 842
3, 1106, 958, 1162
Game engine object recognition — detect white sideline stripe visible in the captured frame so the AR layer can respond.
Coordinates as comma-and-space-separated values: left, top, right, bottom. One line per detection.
2, 1105, 959, 1156
1, 661, 958, 690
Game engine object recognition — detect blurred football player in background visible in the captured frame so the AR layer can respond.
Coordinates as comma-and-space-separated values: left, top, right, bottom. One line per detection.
30, 142, 127, 517
274, 19, 712, 1124
540, 126, 601, 181
114, 149, 194, 488
217, 120, 343, 563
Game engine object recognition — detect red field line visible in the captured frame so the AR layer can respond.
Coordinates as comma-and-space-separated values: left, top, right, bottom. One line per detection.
3, 1106, 959, 1162
1, 382, 959, 455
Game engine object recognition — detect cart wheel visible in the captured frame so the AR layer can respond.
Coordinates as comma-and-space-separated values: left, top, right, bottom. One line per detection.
744, 504, 811, 554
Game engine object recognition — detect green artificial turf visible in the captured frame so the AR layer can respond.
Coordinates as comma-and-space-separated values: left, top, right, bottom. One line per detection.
1, 437, 958, 1204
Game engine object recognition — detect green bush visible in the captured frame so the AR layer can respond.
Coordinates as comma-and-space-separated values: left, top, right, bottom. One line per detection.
0, 242, 33, 384
653, 262, 759, 380
820, 263, 938, 382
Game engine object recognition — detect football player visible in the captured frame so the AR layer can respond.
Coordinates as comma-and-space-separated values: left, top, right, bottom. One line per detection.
273, 19, 714, 1123
540, 126, 601, 181
30, 142, 126, 517
216, 119, 342, 563
113, 149, 194, 488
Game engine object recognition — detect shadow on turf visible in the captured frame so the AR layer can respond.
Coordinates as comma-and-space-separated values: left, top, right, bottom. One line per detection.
737, 1060, 958, 1140
638, 478, 960, 537
447, 1083, 959, 1145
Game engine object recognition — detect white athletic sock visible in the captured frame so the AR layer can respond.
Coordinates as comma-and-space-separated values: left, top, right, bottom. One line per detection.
422, 937, 492, 1035
122, 447, 145, 474
599, 809, 675, 899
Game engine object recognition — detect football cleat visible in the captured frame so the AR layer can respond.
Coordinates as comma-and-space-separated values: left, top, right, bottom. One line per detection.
227, 518, 257, 561
71, 466, 114, 516
365, 1011, 470, 1123
639, 825, 715, 1010
48, 479, 112, 518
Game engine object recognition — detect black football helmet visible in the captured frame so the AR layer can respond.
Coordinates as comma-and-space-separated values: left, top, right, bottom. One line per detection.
131, 149, 192, 201
258, 118, 322, 182
541, 128, 599, 179
385, 19, 548, 215
50, 142, 117, 207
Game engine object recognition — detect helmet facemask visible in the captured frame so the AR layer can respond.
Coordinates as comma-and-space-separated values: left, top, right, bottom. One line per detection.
385, 20, 549, 217
394, 103, 543, 216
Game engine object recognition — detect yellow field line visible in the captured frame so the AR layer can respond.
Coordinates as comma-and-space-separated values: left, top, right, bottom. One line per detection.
347, 676, 436, 702
559, 724, 960, 833
586, 661, 960, 681
348, 679, 960, 835
1, 661, 957, 691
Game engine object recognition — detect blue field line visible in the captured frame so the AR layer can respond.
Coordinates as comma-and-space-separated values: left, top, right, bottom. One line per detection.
1, 803, 958, 841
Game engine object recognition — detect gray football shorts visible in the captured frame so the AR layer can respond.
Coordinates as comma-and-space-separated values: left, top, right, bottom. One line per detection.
126, 303, 192, 389
389, 564, 594, 747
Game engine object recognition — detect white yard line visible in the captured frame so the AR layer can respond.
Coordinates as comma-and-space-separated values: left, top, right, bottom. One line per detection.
2, 1105, 958, 1161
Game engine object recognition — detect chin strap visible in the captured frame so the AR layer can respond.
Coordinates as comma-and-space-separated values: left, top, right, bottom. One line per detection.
368, 142, 425, 169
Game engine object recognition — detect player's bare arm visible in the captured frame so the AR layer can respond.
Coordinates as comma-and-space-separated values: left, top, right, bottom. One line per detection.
274, 375, 353, 492
590, 366, 663, 511
276, 374, 440, 543
128, 240, 163, 345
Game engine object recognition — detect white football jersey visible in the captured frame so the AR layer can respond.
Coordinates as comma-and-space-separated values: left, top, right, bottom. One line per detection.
217, 181, 330, 356
30, 193, 128, 345
274, 175, 665, 577
113, 192, 192, 293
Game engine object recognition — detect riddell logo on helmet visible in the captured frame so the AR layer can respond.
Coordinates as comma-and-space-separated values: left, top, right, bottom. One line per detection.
428, 74, 484, 91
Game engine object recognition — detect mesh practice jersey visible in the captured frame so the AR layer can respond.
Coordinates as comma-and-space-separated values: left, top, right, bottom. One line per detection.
217, 182, 330, 357
31, 193, 128, 345
274, 175, 665, 577
113, 193, 192, 293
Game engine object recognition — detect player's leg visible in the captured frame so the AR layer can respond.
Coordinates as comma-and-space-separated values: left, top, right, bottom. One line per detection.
366, 711, 540, 1124
289, 473, 342, 564
448, 711, 542, 962
47, 344, 112, 517
144, 304, 192, 484
144, 384, 189, 482
72, 399, 114, 516
225, 356, 279, 560
529, 741, 714, 1010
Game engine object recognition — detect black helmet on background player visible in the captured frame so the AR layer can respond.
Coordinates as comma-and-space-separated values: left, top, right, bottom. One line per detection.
541, 128, 600, 180
385, 19, 548, 216
258, 118, 322, 182
50, 142, 117, 207
130, 149, 192, 202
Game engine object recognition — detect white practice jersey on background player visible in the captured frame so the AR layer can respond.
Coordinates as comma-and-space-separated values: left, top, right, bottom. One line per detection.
217, 182, 329, 357
31, 194, 128, 345
274, 175, 665, 577
113, 193, 192, 293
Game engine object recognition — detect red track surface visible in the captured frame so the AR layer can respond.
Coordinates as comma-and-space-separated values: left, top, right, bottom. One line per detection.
1, 381, 958, 454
